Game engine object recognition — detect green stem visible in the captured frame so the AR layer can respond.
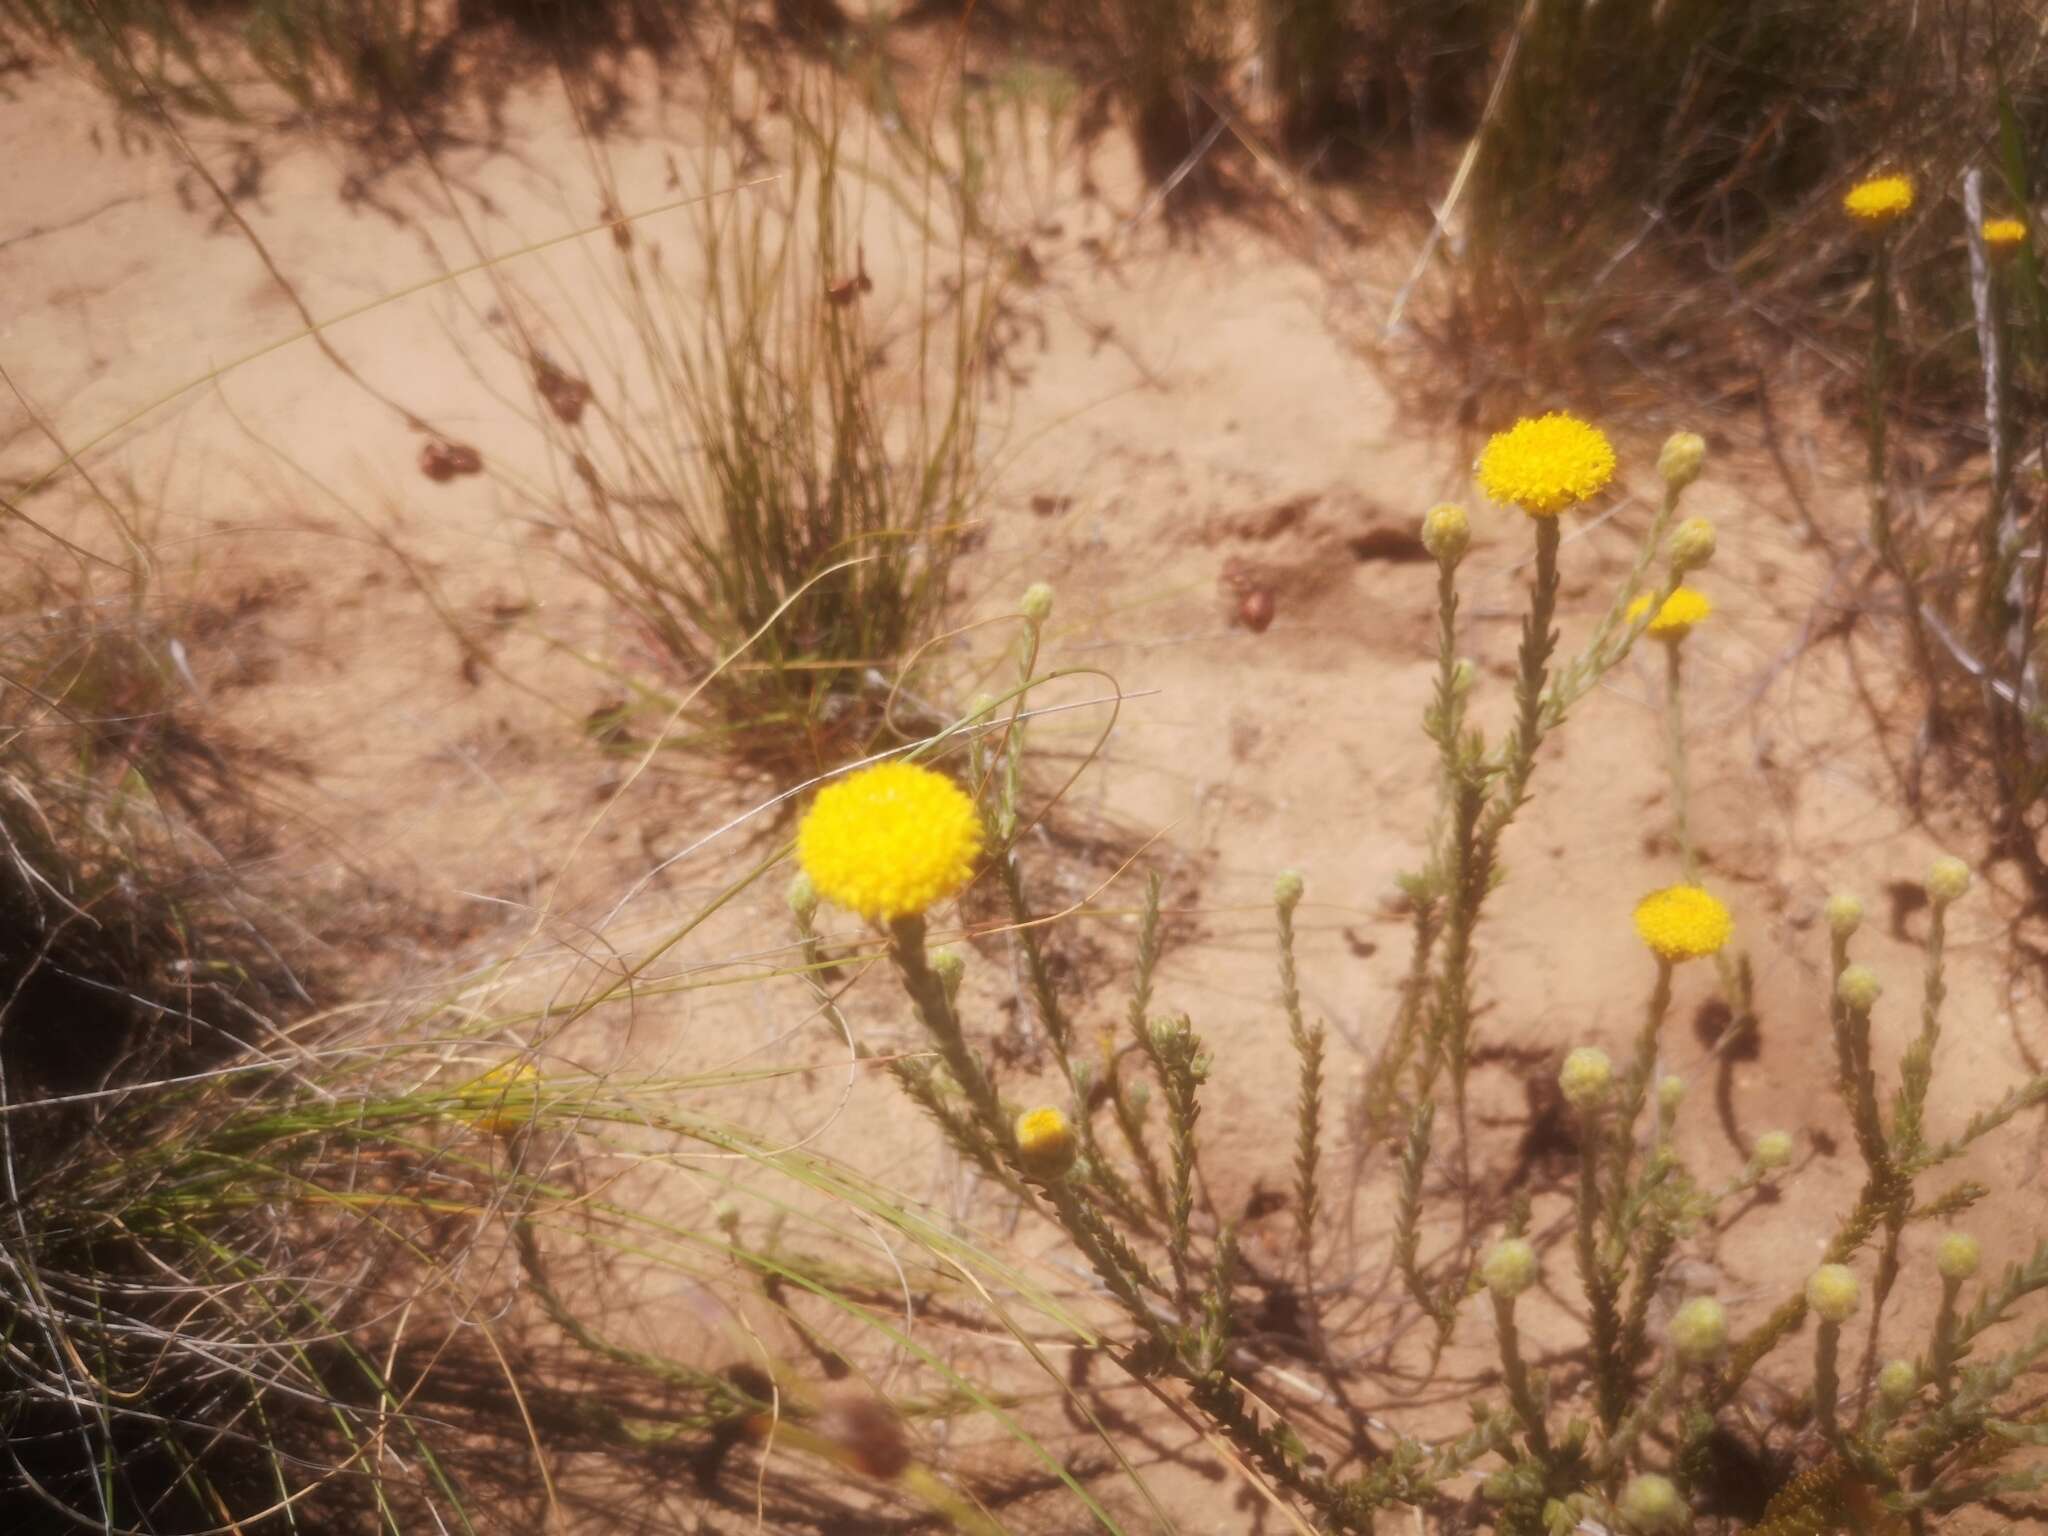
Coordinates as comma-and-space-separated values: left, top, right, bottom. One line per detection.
1932, 1273, 1963, 1401
1492, 1291, 1554, 1462
1664, 642, 1697, 885
1577, 1106, 1624, 1429
888, 915, 1011, 1156
1816, 1318, 1844, 1447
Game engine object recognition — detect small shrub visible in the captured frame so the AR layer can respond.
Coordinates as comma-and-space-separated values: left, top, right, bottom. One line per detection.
522, 63, 998, 776
790, 425, 2048, 1532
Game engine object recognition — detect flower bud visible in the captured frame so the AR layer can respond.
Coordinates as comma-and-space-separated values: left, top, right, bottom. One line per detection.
1753, 1130, 1793, 1171
1657, 1074, 1687, 1114
1149, 1017, 1187, 1052
929, 947, 965, 1003
1936, 1232, 1981, 1282
1668, 515, 1716, 574
1824, 891, 1864, 938
1877, 1358, 1918, 1403
1421, 503, 1471, 565
1619, 1471, 1687, 1533
1019, 582, 1055, 625
1837, 964, 1882, 1013
1806, 1263, 1861, 1323
1927, 856, 1972, 907
1450, 657, 1478, 697
1014, 1107, 1078, 1179
1481, 1237, 1539, 1300
1658, 432, 1708, 493
1670, 1296, 1727, 1363
1559, 1046, 1614, 1111
1274, 869, 1305, 914
788, 871, 820, 923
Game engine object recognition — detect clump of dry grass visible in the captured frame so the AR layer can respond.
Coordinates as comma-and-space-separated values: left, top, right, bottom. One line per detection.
0, 570, 1076, 1533
474, 47, 1001, 780
0, 0, 680, 142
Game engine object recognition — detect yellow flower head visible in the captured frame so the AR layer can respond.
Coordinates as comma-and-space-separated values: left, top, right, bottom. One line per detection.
1983, 217, 2028, 250
1626, 586, 1713, 641
1927, 855, 1972, 906
1670, 1296, 1728, 1363
1477, 412, 1617, 517
1877, 1358, 1918, 1403
1480, 1237, 1539, 1299
1619, 1473, 1687, 1534
1843, 174, 1914, 225
1014, 1106, 1078, 1179
1753, 1130, 1793, 1171
473, 1061, 539, 1135
1634, 885, 1732, 963
797, 761, 982, 923
1936, 1232, 1981, 1282
1559, 1046, 1614, 1111
1807, 1263, 1861, 1323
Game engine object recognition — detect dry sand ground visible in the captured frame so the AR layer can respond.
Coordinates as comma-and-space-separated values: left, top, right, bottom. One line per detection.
5, 30, 2046, 1530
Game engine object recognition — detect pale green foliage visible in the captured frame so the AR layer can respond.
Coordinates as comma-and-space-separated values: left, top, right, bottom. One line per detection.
842, 427, 2048, 1535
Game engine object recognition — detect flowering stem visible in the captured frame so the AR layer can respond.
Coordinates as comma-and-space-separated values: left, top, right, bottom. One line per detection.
1830, 939, 1890, 1187
1278, 893, 1324, 1285
997, 850, 1152, 1230
1435, 516, 1564, 1236
1610, 959, 1675, 1230
1932, 1272, 1964, 1401
1486, 515, 1563, 849
1860, 1224, 1903, 1420
1893, 897, 1950, 1161
1619, 1211, 1678, 1384
1575, 1104, 1624, 1430
1153, 1016, 1205, 1309
888, 915, 1011, 1158
1815, 1318, 1844, 1446
1110, 872, 1173, 1222
1044, 1180, 1168, 1345
1663, 643, 1698, 885
1427, 559, 1468, 769
1490, 1291, 1553, 1462
798, 908, 1008, 1182
1394, 1098, 1456, 1345
1593, 1353, 1680, 1481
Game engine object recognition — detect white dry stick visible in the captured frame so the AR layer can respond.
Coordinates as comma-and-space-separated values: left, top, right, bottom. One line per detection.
1963, 167, 2041, 758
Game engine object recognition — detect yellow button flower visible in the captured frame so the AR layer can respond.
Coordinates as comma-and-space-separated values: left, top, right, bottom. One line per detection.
1806, 1263, 1861, 1323
472, 1061, 539, 1135
1626, 586, 1713, 641
1843, 174, 1914, 226
798, 761, 982, 923
1477, 412, 1617, 517
1480, 1237, 1538, 1299
1634, 885, 1732, 963
1014, 1106, 1078, 1179
1983, 217, 2028, 250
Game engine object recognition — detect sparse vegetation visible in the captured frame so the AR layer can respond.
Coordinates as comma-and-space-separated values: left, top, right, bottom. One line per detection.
7, 2, 2048, 1533
506, 62, 998, 775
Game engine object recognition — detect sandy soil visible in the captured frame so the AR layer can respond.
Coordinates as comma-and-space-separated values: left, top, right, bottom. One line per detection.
5, 24, 2044, 1532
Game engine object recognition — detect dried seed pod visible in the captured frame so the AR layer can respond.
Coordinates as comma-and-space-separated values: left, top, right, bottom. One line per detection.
534, 357, 592, 426
419, 441, 484, 482
814, 1391, 911, 1481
